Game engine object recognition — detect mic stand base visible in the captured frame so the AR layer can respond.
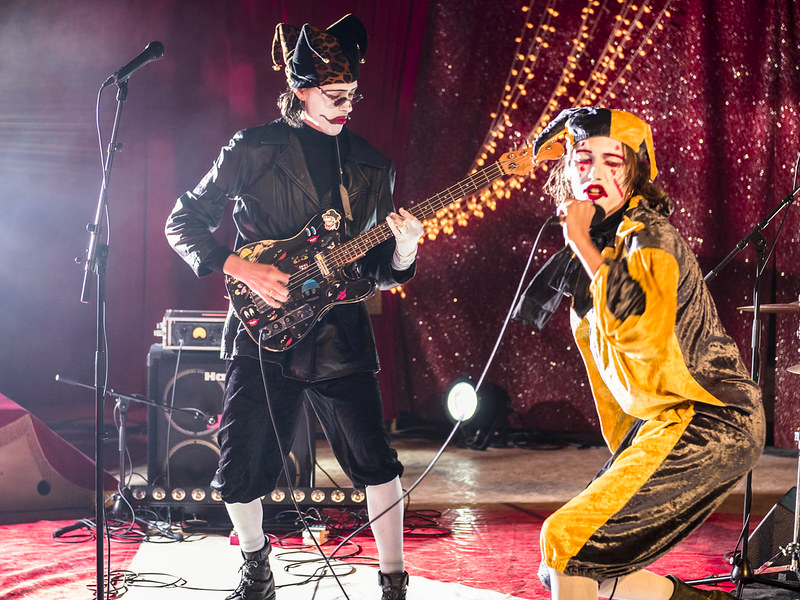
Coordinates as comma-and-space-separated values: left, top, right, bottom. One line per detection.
105, 489, 184, 542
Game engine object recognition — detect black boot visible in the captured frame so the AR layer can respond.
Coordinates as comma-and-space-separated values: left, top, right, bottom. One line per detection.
226, 538, 276, 600
378, 571, 408, 600
667, 575, 735, 599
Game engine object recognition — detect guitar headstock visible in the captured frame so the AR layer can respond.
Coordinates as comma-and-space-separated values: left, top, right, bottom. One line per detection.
498, 147, 534, 176
498, 141, 565, 176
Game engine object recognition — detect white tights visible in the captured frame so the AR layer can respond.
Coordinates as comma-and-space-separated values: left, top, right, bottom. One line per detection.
224, 477, 405, 572
366, 476, 405, 574
225, 498, 265, 553
548, 567, 675, 600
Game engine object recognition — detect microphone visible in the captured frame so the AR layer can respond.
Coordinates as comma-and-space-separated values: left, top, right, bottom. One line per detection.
102, 41, 165, 88
548, 204, 606, 227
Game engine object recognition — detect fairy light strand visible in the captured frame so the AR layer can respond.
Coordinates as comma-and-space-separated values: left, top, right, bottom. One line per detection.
401, 0, 676, 283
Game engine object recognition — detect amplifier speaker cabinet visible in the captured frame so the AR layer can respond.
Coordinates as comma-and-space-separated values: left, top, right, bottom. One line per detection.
146, 344, 315, 490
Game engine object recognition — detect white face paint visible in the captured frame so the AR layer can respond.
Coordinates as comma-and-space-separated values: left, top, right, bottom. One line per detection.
294, 81, 359, 136
567, 136, 631, 217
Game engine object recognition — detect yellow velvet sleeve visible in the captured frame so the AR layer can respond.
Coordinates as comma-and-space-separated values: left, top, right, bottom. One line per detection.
590, 246, 678, 361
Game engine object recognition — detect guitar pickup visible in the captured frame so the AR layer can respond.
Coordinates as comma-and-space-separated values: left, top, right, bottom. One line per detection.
264, 304, 315, 336
315, 252, 330, 277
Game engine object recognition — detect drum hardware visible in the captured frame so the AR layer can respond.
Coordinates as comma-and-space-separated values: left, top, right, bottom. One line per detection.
749, 429, 800, 580
687, 181, 800, 595
737, 301, 800, 314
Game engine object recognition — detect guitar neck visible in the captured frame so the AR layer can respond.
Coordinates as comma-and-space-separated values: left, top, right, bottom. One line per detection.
329, 161, 507, 267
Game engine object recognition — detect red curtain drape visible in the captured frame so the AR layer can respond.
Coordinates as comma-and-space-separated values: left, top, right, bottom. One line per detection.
0, 0, 429, 457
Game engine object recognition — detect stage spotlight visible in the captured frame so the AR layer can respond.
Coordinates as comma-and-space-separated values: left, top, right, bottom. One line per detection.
444, 379, 479, 422
444, 378, 510, 450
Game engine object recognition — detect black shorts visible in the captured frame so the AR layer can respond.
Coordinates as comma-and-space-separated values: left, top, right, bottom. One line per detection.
211, 356, 403, 503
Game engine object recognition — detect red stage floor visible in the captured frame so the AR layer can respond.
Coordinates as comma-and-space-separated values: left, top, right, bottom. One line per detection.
3, 508, 788, 600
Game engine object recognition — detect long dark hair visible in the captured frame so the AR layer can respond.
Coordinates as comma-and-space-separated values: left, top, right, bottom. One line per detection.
544, 142, 672, 216
277, 88, 304, 128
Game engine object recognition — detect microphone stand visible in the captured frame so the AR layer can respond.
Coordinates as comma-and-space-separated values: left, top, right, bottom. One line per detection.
687, 184, 800, 596
55, 375, 216, 541
77, 80, 128, 600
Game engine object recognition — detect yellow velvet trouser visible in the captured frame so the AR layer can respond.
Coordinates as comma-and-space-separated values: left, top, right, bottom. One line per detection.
540, 401, 764, 582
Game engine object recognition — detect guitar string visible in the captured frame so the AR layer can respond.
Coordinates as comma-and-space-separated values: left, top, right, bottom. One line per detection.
283, 160, 510, 293
247, 156, 524, 323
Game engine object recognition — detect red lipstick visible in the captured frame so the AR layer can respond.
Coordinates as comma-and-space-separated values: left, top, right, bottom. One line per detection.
585, 184, 606, 202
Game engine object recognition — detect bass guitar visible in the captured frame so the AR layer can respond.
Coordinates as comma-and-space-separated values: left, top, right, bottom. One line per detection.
226, 143, 559, 352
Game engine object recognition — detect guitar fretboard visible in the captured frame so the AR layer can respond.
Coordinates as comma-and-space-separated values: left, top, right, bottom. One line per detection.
327, 161, 510, 268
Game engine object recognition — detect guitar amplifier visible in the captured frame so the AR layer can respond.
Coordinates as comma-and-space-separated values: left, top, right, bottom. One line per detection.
154, 309, 227, 351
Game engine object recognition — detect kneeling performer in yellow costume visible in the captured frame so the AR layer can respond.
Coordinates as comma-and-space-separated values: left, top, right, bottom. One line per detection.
514, 107, 765, 600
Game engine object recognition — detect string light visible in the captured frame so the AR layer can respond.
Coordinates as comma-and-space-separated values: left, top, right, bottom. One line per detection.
413, 0, 677, 247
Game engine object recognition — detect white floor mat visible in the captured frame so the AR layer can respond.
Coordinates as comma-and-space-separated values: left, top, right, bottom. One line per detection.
119, 534, 524, 599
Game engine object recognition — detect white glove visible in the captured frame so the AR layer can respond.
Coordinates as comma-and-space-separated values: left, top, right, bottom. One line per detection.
386, 208, 423, 270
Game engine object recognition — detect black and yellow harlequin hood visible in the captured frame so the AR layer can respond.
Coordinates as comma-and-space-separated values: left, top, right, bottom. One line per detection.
534, 107, 658, 181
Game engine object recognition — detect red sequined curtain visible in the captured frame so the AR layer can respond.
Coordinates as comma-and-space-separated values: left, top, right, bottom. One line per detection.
396, 0, 800, 447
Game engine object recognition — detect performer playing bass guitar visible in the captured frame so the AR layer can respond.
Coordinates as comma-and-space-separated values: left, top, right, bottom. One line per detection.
166, 14, 421, 600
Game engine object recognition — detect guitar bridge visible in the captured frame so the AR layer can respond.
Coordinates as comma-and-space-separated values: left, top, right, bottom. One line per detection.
262, 304, 315, 338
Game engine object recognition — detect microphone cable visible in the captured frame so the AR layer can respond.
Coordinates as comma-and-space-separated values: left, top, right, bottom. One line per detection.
257, 332, 354, 600
299, 214, 559, 598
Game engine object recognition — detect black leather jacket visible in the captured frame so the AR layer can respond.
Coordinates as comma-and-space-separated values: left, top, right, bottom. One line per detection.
166, 119, 415, 381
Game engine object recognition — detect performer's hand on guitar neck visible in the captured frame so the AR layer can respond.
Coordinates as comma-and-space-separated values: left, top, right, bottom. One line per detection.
386, 208, 423, 266
223, 254, 290, 308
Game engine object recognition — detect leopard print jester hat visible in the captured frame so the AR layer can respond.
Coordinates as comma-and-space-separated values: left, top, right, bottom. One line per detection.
272, 14, 367, 88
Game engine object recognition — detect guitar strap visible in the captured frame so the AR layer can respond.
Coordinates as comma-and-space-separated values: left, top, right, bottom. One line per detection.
335, 136, 353, 222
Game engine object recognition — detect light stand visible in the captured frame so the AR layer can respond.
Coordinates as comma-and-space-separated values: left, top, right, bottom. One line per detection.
687, 184, 800, 596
